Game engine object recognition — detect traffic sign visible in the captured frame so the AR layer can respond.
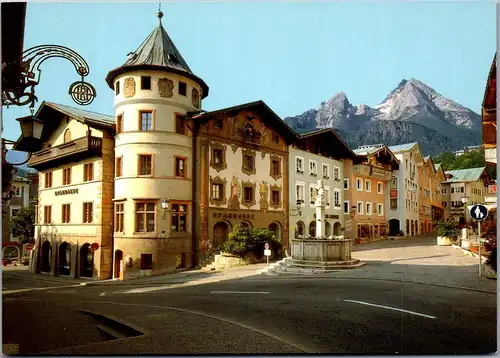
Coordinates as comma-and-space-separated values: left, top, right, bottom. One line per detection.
264, 249, 271, 256
469, 204, 488, 221
264, 242, 270, 250
90, 242, 99, 252
25, 244, 33, 251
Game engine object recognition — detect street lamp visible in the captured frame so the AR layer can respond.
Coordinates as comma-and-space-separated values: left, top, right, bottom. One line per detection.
461, 196, 469, 227
161, 198, 170, 219
3, 113, 45, 165
350, 205, 357, 218
289, 199, 303, 216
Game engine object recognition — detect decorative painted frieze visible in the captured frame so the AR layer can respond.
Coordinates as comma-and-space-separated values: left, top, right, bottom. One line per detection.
158, 77, 174, 98
124, 77, 136, 98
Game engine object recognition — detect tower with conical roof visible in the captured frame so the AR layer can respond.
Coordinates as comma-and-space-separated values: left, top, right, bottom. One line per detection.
105, 10, 208, 278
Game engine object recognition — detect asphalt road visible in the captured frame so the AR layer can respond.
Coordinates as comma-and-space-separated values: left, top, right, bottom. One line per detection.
2, 275, 497, 354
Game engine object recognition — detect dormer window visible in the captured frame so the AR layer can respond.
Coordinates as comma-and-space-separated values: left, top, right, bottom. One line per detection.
168, 53, 179, 63
115, 81, 120, 95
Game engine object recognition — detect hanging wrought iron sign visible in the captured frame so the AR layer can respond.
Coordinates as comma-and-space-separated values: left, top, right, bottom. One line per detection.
69, 80, 96, 105
2, 44, 97, 109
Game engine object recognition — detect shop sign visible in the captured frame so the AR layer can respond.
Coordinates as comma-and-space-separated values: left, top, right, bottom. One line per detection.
390, 189, 398, 199
488, 185, 497, 194
213, 212, 256, 220
55, 188, 79, 196
313, 214, 339, 219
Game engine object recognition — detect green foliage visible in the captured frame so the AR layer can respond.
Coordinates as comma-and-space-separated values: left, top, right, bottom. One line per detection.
434, 219, 458, 238
220, 224, 281, 258
433, 149, 496, 180
9, 202, 35, 244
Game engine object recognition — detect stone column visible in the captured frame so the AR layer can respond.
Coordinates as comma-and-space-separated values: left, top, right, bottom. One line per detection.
315, 179, 326, 238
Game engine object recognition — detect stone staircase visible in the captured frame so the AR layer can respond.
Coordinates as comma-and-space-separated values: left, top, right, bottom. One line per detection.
257, 257, 365, 276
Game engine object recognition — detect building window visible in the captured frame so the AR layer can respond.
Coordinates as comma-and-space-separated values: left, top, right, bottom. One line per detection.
13, 186, 21, 197
83, 202, 93, 223
296, 157, 304, 173
244, 186, 254, 203
242, 150, 256, 175
325, 188, 330, 206
377, 203, 383, 216
213, 118, 223, 129
271, 159, 281, 176
116, 114, 123, 134
114, 203, 124, 232
45, 172, 53, 188
333, 167, 340, 181
295, 184, 305, 202
357, 201, 363, 215
271, 189, 280, 205
83, 163, 94, 182
344, 178, 349, 190
135, 202, 156, 232
322, 164, 329, 179
62, 204, 71, 223
175, 114, 186, 135
213, 149, 223, 164
309, 160, 317, 176
356, 178, 362, 191
141, 76, 151, 90
115, 80, 120, 95
44, 206, 52, 223
365, 180, 372, 192
212, 183, 223, 200
377, 182, 383, 194
366, 202, 372, 215
344, 201, 350, 214
179, 81, 187, 96
62, 167, 71, 185
274, 134, 279, 144
175, 157, 186, 177
310, 186, 317, 204
443, 201, 447, 207
139, 110, 153, 131
138, 154, 153, 176
116, 157, 123, 177
64, 129, 71, 143
171, 203, 187, 232
334, 189, 341, 208
390, 198, 397, 210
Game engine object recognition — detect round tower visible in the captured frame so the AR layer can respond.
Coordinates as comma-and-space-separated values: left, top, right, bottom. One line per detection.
105, 11, 209, 278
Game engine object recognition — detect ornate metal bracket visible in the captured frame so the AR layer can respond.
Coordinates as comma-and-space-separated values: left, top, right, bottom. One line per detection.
2, 44, 96, 109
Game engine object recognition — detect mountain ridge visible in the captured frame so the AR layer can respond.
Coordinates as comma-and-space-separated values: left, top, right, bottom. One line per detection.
284, 78, 482, 155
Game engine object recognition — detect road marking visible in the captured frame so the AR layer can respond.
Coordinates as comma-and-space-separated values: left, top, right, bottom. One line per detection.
2, 284, 83, 295
210, 291, 269, 294
344, 299, 436, 319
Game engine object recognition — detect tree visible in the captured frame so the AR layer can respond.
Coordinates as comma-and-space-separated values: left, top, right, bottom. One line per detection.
220, 224, 280, 258
8, 202, 35, 244
433, 149, 496, 180
2, 151, 17, 215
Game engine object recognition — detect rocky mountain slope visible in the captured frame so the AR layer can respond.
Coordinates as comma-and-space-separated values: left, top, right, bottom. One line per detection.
284, 78, 482, 155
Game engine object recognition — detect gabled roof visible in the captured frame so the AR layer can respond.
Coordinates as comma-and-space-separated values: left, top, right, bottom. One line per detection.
353, 144, 399, 166
298, 128, 356, 159
434, 163, 442, 171
190, 100, 297, 144
105, 12, 209, 97
39, 102, 115, 128
482, 53, 496, 110
444, 167, 488, 183
387, 142, 419, 153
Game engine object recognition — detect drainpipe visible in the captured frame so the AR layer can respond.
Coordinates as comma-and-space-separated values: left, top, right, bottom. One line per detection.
188, 119, 198, 269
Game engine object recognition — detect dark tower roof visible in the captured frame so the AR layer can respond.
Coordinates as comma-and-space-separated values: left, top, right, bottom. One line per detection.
105, 11, 209, 98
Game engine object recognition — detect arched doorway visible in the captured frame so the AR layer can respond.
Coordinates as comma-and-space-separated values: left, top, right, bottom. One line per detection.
41, 241, 51, 273
59, 242, 71, 276
213, 221, 230, 249
79, 243, 94, 278
296, 221, 305, 237
389, 219, 400, 235
333, 222, 342, 236
406, 220, 410, 235
410, 221, 414, 236
114, 250, 123, 279
240, 221, 252, 229
3, 246, 20, 260
325, 221, 332, 237
428, 222, 432, 232
309, 221, 316, 237
421, 222, 424, 234
268, 222, 282, 241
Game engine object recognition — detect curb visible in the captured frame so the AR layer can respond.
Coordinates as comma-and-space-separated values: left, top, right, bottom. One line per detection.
2, 284, 83, 295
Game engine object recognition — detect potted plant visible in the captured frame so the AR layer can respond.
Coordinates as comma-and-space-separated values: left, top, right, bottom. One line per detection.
435, 219, 458, 246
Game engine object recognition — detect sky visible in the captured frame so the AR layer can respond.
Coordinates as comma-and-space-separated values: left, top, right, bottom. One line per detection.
2, 0, 497, 143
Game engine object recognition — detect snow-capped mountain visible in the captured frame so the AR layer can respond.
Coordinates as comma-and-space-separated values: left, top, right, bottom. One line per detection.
284, 78, 482, 155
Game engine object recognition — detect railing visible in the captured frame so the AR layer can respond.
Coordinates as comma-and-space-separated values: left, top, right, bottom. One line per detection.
485, 148, 497, 163
353, 164, 391, 181
28, 135, 102, 168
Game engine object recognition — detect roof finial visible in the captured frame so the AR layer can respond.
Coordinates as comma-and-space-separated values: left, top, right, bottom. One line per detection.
157, 1, 163, 24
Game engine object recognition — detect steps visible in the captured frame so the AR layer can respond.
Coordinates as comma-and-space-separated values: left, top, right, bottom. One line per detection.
258, 257, 365, 276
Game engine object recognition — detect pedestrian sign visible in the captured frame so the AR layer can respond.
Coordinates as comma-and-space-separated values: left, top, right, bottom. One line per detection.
469, 204, 488, 221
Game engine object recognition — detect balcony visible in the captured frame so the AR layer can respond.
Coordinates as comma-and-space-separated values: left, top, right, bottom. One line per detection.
28, 135, 102, 170
485, 148, 497, 165
353, 164, 392, 181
